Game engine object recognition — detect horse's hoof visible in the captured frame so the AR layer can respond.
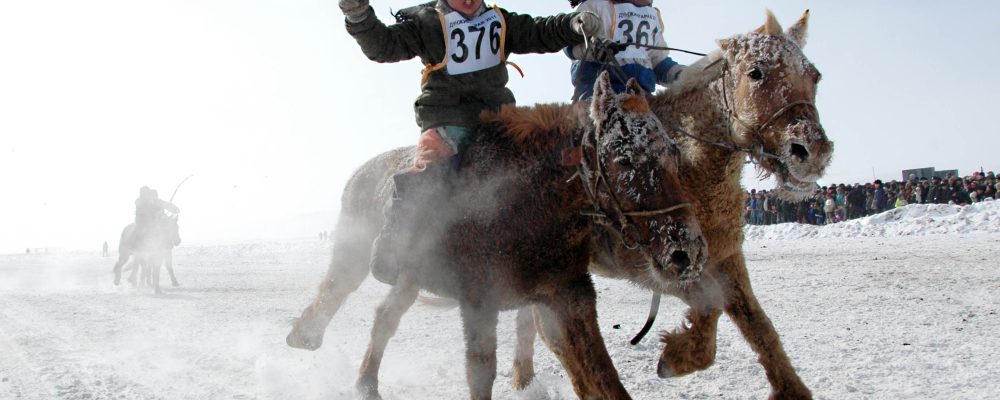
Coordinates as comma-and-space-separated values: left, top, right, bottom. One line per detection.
355, 381, 383, 400
512, 360, 535, 391
171, 281, 180, 287
768, 388, 813, 400
285, 331, 322, 351
656, 359, 674, 378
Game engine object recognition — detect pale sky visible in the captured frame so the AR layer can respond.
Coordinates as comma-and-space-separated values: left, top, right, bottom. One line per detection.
1, 0, 997, 254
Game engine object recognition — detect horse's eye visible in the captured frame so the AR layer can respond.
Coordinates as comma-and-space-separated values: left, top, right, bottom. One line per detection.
747, 67, 764, 81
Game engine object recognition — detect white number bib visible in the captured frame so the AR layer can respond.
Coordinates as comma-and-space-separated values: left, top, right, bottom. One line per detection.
611, 3, 662, 61
444, 9, 505, 75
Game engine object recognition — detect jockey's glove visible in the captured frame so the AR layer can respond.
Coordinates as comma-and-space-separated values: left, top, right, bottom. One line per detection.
590, 38, 625, 64
571, 11, 601, 38
339, 0, 370, 23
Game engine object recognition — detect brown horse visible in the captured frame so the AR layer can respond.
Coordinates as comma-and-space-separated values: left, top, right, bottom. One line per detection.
511, 10, 832, 400
288, 74, 706, 399
112, 216, 181, 293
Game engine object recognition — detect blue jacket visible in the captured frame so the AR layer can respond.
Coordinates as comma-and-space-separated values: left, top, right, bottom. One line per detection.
568, 56, 679, 100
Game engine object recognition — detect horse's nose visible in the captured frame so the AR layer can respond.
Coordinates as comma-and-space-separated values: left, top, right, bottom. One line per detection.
669, 250, 691, 271
789, 142, 810, 163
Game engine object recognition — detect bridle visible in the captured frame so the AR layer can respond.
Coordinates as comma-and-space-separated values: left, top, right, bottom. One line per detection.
572, 111, 690, 255
713, 56, 819, 164
584, 39, 819, 166
569, 110, 694, 345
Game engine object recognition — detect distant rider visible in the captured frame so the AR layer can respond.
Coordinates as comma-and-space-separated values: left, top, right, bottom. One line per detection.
134, 186, 180, 243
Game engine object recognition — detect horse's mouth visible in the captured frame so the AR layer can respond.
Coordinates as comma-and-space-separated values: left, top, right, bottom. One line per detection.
655, 246, 705, 286
772, 160, 816, 198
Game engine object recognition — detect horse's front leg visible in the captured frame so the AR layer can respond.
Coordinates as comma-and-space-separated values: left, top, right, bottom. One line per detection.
131, 258, 144, 287
287, 218, 374, 350
355, 270, 419, 400
112, 253, 131, 285
718, 254, 811, 400
151, 258, 163, 294
534, 280, 631, 400
460, 301, 499, 400
656, 274, 725, 378
511, 306, 537, 391
165, 251, 179, 287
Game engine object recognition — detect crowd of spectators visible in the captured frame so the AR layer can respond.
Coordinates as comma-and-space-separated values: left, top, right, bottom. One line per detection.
745, 171, 999, 225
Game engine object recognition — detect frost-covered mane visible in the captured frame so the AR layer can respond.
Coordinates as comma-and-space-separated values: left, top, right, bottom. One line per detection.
662, 50, 724, 97
481, 102, 587, 153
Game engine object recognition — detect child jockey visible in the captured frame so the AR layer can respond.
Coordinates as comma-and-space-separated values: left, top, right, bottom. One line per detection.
337, 0, 602, 284
566, 0, 685, 101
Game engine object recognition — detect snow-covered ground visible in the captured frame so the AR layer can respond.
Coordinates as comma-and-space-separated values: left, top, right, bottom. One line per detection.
1, 202, 999, 399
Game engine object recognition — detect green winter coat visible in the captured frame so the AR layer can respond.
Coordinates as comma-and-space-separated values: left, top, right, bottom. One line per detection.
345, 4, 585, 131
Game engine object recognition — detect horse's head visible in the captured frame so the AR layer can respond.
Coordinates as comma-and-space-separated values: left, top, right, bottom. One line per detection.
589, 72, 706, 286
718, 10, 833, 199
167, 215, 181, 246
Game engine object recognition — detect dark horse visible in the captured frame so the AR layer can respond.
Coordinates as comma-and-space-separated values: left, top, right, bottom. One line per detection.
112, 216, 181, 293
287, 74, 707, 399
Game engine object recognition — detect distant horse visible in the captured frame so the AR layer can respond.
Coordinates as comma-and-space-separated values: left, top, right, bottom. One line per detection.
288, 74, 706, 399
510, 10, 833, 399
113, 216, 181, 293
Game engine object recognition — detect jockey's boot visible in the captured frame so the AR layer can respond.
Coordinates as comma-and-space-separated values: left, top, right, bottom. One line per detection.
369, 172, 419, 285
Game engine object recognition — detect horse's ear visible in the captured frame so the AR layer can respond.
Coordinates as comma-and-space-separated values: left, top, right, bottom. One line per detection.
717, 38, 735, 52
625, 78, 645, 97
717, 37, 739, 60
754, 9, 783, 36
591, 71, 614, 120
787, 9, 809, 48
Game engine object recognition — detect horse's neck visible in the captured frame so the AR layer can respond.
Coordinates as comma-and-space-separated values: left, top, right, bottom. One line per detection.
462, 127, 588, 222
654, 77, 744, 189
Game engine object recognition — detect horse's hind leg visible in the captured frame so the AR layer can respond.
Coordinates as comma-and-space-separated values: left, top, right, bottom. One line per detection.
534, 282, 631, 400
355, 272, 419, 400
512, 306, 537, 391
718, 254, 811, 399
287, 221, 374, 350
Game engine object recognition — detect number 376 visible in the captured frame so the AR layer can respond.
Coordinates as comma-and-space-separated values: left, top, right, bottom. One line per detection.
450, 20, 502, 63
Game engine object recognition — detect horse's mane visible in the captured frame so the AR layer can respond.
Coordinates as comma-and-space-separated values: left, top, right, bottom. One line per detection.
480, 102, 587, 154
657, 49, 724, 102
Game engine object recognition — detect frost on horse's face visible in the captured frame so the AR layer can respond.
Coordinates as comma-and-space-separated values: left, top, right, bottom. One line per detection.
718, 10, 833, 200
591, 74, 706, 286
